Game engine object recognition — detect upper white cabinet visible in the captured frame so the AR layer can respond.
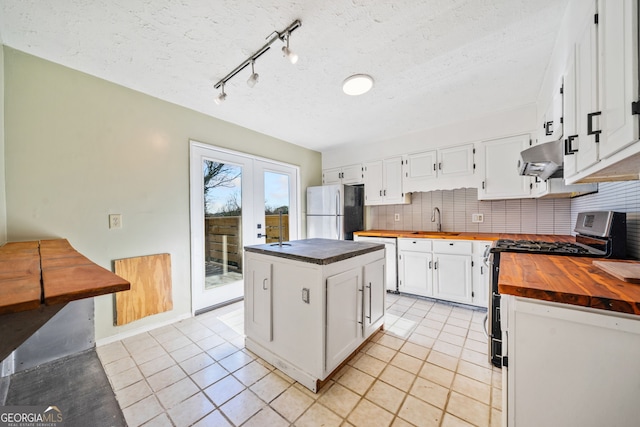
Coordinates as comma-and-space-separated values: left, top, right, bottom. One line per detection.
478, 134, 532, 200
402, 144, 475, 193
597, 0, 639, 159
564, 0, 640, 183
539, 77, 564, 144
322, 164, 363, 185
363, 157, 410, 205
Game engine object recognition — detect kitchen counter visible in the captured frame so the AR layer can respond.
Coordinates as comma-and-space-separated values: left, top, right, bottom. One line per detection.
498, 253, 640, 315
244, 238, 384, 265
354, 230, 577, 242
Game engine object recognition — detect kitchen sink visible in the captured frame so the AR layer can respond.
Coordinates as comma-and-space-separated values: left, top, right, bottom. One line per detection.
410, 231, 460, 236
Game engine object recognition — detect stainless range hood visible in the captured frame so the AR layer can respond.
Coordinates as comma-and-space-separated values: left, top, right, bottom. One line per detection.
518, 139, 598, 198
518, 139, 564, 180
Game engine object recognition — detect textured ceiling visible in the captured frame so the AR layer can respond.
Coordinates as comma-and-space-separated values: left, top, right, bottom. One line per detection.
0, 0, 569, 152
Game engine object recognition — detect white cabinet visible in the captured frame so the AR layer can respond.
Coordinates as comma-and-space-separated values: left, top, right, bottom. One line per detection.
397, 238, 486, 307
502, 296, 640, 427
244, 247, 385, 392
564, 0, 640, 183
432, 241, 472, 305
398, 239, 433, 297
354, 235, 397, 291
539, 77, 564, 144
322, 164, 363, 185
597, 0, 638, 159
363, 259, 386, 336
402, 144, 475, 193
326, 267, 363, 372
471, 241, 491, 308
363, 157, 410, 206
479, 134, 532, 200
245, 258, 273, 343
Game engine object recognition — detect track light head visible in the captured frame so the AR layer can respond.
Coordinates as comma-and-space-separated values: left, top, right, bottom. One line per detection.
214, 84, 227, 105
247, 60, 259, 88
282, 32, 298, 64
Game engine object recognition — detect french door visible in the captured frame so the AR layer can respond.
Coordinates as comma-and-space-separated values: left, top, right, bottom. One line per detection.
189, 142, 299, 313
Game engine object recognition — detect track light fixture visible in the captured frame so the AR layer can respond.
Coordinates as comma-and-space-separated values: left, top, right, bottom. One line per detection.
213, 19, 302, 105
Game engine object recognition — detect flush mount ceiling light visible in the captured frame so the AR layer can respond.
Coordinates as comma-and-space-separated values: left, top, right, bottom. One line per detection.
342, 74, 374, 96
213, 19, 301, 105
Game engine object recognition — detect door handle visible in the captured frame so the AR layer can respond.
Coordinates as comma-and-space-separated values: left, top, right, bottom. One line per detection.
262, 278, 268, 290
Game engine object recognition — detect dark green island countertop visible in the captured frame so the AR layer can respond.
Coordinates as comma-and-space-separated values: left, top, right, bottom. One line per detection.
244, 238, 385, 265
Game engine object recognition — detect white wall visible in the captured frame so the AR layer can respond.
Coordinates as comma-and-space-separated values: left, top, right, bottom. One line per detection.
3, 47, 322, 341
322, 103, 537, 169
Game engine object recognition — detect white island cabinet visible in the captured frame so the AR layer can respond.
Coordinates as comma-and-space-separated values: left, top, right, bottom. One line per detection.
244, 238, 385, 392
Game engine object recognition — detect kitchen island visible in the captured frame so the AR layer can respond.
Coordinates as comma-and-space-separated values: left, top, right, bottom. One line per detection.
243, 238, 385, 392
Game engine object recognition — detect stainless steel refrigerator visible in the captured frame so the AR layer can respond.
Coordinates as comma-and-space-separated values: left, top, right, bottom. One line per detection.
306, 184, 364, 240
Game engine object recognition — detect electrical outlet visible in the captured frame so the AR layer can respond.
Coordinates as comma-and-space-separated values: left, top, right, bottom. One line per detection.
472, 213, 484, 223
394, 213, 400, 222
109, 214, 122, 229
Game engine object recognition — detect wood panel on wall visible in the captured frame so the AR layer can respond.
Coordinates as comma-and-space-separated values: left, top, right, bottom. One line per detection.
114, 253, 173, 326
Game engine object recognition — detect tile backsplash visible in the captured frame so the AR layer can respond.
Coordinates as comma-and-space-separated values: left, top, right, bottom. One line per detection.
368, 188, 572, 235
367, 182, 640, 260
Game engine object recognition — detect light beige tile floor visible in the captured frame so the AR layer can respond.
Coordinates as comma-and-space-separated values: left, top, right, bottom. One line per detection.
98, 294, 502, 427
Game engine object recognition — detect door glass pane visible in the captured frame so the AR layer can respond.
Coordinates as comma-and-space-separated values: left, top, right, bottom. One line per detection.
203, 160, 243, 290
264, 171, 290, 244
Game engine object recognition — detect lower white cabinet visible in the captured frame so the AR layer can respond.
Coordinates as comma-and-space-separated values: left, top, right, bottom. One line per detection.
397, 238, 487, 307
398, 239, 433, 297
244, 248, 385, 392
472, 241, 492, 308
502, 296, 640, 427
353, 235, 397, 291
433, 253, 472, 305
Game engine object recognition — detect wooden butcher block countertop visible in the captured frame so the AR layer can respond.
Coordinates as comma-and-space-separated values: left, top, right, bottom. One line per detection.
354, 230, 578, 243
498, 253, 640, 316
0, 239, 130, 315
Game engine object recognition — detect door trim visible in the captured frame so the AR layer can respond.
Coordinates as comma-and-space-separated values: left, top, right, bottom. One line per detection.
189, 140, 301, 315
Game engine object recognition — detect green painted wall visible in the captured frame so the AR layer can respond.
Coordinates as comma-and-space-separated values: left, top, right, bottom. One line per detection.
3, 47, 321, 341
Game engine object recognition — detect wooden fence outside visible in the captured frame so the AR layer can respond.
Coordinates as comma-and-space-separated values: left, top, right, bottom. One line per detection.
204, 215, 289, 273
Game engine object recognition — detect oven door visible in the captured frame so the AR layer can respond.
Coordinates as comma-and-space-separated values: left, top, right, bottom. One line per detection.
486, 249, 503, 368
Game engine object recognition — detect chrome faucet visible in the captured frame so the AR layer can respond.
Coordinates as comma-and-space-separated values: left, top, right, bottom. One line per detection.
431, 207, 442, 232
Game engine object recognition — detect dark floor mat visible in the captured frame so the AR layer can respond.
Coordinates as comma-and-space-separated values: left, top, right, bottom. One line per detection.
5, 349, 125, 427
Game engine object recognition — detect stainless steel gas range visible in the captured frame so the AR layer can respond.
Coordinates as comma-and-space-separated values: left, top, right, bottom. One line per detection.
485, 211, 627, 368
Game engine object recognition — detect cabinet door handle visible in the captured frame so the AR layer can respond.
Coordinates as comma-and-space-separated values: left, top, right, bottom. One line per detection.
481, 266, 484, 275
379, 190, 383, 196
438, 162, 442, 170
482, 181, 485, 189
366, 282, 372, 321
587, 111, 602, 141
433, 163, 436, 171
262, 278, 268, 290
544, 120, 554, 136
434, 261, 438, 270
564, 135, 578, 155
383, 189, 386, 196
429, 260, 432, 269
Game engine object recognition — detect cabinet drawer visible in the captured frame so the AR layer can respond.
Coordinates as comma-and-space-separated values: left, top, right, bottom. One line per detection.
472, 241, 493, 255
398, 238, 432, 252
433, 240, 472, 254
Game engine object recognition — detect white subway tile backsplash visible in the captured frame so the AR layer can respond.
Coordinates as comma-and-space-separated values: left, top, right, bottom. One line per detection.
366, 181, 639, 259
369, 188, 577, 236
